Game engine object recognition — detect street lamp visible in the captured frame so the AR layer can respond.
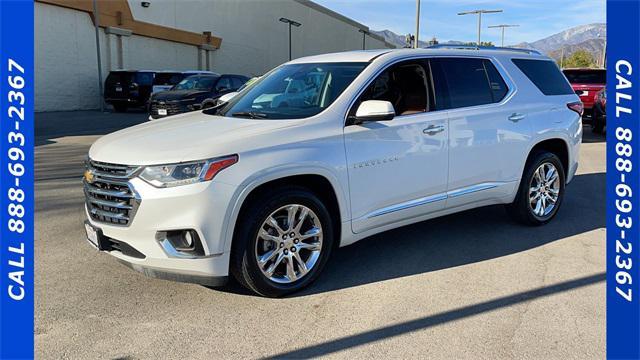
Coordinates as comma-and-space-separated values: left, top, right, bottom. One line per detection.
458, 9, 503, 48
358, 29, 369, 50
415, 0, 421, 48
279, 17, 302, 61
488, 24, 519, 47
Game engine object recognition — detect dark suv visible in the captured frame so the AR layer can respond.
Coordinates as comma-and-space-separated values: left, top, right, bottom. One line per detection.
104, 70, 155, 112
149, 74, 248, 119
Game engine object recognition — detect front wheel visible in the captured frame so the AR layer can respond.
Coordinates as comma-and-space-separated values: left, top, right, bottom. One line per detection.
507, 151, 566, 226
231, 187, 334, 297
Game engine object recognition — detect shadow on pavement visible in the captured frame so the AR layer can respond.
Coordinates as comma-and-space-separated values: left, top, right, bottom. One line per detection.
35, 110, 149, 146
266, 272, 605, 359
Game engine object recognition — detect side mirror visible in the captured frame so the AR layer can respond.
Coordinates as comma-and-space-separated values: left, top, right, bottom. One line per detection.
218, 91, 239, 104
354, 100, 395, 123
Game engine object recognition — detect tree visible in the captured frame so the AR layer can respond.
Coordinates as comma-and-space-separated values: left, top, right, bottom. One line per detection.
560, 50, 596, 68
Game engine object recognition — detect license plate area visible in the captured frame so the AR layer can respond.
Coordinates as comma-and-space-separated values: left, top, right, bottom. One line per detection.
158, 108, 167, 116
84, 221, 105, 250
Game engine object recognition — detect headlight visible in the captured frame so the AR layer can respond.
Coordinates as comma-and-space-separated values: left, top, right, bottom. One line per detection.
139, 155, 238, 188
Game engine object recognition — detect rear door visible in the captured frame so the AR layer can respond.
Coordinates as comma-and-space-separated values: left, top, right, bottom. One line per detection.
429, 57, 530, 208
344, 59, 449, 233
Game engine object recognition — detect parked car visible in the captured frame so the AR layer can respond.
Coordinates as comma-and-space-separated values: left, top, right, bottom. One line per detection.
148, 74, 249, 119
104, 70, 155, 112
214, 76, 261, 106
592, 88, 606, 133
562, 68, 605, 118
85, 48, 582, 297
151, 70, 217, 94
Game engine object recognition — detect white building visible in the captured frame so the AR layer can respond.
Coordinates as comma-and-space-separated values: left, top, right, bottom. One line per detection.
35, 0, 395, 112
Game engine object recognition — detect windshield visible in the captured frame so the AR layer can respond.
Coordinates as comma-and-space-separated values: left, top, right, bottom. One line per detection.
173, 76, 217, 91
216, 62, 368, 119
563, 69, 606, 84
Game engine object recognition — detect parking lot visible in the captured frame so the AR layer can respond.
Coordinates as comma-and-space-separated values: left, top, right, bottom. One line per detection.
35, 110, 605, 359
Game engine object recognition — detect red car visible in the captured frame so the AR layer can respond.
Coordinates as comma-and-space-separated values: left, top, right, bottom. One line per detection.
562, 68, 606, 118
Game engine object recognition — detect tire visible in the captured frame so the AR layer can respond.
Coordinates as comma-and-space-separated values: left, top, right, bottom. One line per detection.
113, 104, 128, 113
507, 151, 566, 226
592, 108, 604, 134
230, 186, 334, 297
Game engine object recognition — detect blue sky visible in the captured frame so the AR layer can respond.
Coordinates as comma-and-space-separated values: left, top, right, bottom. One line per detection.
314, 0, 605, 45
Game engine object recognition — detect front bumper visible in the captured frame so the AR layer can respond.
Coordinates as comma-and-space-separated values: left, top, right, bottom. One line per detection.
85, 177, 238, 286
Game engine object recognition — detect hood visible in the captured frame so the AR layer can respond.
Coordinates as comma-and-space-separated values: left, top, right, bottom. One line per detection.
89, 111, 296, 165
152, 89, 210, 101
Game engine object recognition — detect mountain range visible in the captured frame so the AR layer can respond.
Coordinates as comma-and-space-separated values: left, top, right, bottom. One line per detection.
372, 23, 606, 64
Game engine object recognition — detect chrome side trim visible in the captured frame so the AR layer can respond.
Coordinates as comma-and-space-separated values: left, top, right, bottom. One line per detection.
367, 193, 447, 218
364, 182, 507, 219
447, 182, 501, 198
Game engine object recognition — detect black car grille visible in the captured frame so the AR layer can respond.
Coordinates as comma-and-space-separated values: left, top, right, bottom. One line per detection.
150, 101, 185, 119
84, 160, 140, 226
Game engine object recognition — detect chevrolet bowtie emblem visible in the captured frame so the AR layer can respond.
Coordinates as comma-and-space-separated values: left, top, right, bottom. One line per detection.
83, 169, 95, 184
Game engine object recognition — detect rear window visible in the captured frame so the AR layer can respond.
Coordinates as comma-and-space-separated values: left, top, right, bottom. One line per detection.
430, 58, 508, 109
562, 69, 606, 84
512, 59, 574, 95
134, 72, 154, 86
153, 72, 184, 86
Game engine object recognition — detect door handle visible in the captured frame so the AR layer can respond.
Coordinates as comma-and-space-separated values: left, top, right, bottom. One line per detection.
508, 113, 526, 122
423, 124, 445, 135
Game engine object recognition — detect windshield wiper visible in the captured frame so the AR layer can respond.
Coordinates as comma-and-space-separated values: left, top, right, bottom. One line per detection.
230, 111, 269, 119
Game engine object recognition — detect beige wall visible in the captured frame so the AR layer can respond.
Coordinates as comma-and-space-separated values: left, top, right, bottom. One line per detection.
35, 0, 395, 111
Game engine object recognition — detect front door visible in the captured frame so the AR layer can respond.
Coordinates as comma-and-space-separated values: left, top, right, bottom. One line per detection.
344, 59, 449, 233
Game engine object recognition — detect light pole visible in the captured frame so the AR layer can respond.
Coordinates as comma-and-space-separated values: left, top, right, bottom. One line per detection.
279, 17, 302, 61
415, 0, 421, 48
458, 9, 502, 48
358, 29, 369, 50
597, 32, 607, 68
488, 24, 519, 47
92, 0, 104, 112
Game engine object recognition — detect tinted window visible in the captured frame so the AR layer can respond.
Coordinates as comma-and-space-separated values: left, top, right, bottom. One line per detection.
512, 59, 574, 95
484, 61, 509, 102
355, 60, 429, 116
173, 76, 217, 91
134, 72, 154, 86
216, 77, 232, 91
563, 69, 606, 84
432, 58, 493, 109
231, 77, 246, 90
153, 72, 183, 86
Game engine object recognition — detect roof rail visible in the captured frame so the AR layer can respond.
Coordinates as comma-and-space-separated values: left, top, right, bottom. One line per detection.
426, 44, 541, 55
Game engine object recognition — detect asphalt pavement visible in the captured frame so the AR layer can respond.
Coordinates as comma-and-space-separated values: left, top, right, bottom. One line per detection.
35, 110, 606, 359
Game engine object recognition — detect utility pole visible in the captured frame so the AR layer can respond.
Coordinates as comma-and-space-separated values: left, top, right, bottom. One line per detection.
279, 17, 302, 61
415, 0, 421, 48
92, 0, 104, 112
458, 9, 502, 48
560, 47, 564, 69
488, 24, 519, 47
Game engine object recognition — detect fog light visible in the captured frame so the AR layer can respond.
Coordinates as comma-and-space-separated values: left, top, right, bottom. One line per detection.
156, 230, 205, 258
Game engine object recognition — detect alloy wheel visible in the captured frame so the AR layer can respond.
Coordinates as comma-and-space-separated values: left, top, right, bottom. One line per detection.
528, 162, 561, 217
254, 204, 323, 284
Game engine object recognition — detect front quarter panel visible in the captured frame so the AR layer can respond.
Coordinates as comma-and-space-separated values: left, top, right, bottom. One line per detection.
212, 119, 350, 254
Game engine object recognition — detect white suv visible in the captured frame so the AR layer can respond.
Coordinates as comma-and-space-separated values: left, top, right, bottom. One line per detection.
84, 48, 582, 297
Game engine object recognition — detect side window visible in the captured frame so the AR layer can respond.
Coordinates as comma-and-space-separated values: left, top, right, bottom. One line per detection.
431, 58, 494, 109
483, 60, 508, 102
512, 59, 575, 95
215, 77, 232, 91
354, 60, 430, 117
231, 77, 245, 90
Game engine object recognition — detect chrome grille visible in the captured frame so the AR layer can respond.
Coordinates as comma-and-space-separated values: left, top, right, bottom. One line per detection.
84, 160, 141, 226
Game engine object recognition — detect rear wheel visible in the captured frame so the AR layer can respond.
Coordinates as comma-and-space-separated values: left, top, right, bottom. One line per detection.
231, 187, 334, 297
507, 151, 565, 226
